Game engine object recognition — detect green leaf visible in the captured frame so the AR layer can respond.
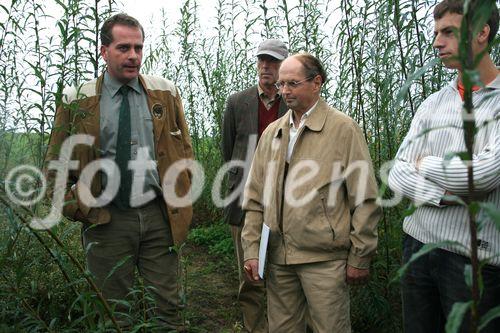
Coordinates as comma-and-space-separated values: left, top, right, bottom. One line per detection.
463, 69, 482, 89
443, 151, 470, 167
104, 255, 133, 283
445, 301, 471, 333
441, 194, 466, 206
403, 204, 417, 217
470, 1, 497, 38
479, 305, 500, 330
469, 202, 480, 216
463, 264, 472, 288
478, 202, 500, 231
392, 241, 463, 283
394, 58, 440, 108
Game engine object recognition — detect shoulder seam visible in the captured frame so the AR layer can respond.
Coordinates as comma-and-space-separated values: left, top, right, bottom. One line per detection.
141, 74, 177, 97
63, 79, 98, 103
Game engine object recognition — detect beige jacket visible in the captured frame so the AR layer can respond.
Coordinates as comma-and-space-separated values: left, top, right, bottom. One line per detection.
241, 99, 381, 269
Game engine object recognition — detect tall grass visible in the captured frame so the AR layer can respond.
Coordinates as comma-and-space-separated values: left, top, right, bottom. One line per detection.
0, 0, 499, 331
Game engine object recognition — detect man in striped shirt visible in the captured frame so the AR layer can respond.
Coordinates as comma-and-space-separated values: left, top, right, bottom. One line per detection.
388, 0, 500, 332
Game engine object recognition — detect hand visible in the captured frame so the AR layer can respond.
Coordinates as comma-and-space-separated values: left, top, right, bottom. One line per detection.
243, 259, 260, 281
74, 208, 111, 225
346, 265, 370, 285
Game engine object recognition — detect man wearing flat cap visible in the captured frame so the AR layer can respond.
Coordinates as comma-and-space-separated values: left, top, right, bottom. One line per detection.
222, 39, 288, 332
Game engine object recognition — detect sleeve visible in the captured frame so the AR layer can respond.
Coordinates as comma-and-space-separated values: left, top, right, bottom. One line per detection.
419, 118, 499, 196
43, 100, 79, 220
387, 103, 446, 206
344, 121, 382, 269
240, 138, 266, 261
43, 87, 110, 225
221, 95, 236, 163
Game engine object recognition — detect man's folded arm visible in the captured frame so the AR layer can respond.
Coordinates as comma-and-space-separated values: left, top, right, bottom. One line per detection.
419, 121, 500, 196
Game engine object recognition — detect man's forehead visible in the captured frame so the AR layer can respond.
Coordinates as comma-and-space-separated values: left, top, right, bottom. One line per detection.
111, 24, 143, 39
280, 58, 302, 71
434, 12, 462, 29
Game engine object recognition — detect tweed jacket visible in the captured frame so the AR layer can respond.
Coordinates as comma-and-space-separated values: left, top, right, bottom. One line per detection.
44, 73, 194, 245
222, 85, 288, 226
241, 99, 382, 269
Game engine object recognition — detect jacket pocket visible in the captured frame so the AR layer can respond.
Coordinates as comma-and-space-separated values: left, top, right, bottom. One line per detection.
168, 126, 187, 158
293, 197, 335, 252
321, 196, 336, 240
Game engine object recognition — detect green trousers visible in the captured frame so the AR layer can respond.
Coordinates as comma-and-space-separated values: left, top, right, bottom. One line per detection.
82, 198, 183, 330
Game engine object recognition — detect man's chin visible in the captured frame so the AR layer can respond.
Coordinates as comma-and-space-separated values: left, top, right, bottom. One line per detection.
441, 59, 461, 70
121, 72, 140, 82
259, 77, 275, 86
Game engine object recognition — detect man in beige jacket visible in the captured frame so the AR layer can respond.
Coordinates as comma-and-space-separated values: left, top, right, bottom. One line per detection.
241, 53, 381, 332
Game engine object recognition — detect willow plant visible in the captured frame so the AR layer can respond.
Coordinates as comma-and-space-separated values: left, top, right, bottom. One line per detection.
0, 0, 499, 331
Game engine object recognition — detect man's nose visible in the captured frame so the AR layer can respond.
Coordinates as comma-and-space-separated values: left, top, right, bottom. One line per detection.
433, 34, 443, 49
128, 49, 139, 59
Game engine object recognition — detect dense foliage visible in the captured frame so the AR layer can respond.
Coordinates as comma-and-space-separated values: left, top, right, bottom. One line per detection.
0, 0, 498, 331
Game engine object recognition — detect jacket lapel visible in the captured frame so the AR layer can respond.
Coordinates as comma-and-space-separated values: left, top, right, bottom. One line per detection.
245, 86, 259, 135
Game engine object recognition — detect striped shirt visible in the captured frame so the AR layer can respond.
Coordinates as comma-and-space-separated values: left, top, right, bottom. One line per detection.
388, 73, 500, 266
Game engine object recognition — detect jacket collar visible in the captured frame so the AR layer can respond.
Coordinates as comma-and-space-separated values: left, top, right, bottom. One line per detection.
241, 86, 259, 135
274, 98, 328, 138
95, 72, 146, 97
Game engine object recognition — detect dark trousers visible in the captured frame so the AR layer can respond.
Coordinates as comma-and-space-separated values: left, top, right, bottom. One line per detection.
402, 234, 500, 333
82, 198, 182, 329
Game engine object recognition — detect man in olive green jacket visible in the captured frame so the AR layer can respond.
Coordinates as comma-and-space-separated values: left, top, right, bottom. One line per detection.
44, 14, 193, 330
242, 53, 381, 332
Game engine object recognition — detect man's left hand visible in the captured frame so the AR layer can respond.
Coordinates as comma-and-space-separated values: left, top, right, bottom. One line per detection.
346, 265, 370, 285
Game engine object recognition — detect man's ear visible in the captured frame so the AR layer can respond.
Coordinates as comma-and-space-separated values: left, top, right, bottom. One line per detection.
477, 24, 490, 46
313, 75, 322, 92
100, 45, 107, 61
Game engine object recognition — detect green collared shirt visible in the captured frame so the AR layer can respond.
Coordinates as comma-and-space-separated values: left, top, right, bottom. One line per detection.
100, 72, 161, 200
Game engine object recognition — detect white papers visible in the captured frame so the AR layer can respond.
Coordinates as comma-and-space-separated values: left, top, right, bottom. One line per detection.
258, 223, 270, 279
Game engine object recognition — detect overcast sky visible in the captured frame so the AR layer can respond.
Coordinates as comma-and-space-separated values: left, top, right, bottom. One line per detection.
118, 0, 218, 37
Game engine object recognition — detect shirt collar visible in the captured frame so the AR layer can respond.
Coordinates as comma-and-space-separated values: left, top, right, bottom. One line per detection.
451, 68, 500, 91
104, 71, 142, 96
289, 100, 319, 127
488, 70, 500, 89
257, 82, 281, 99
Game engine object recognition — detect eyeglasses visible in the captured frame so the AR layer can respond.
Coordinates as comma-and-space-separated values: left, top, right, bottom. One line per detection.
274, 77, 313, 90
